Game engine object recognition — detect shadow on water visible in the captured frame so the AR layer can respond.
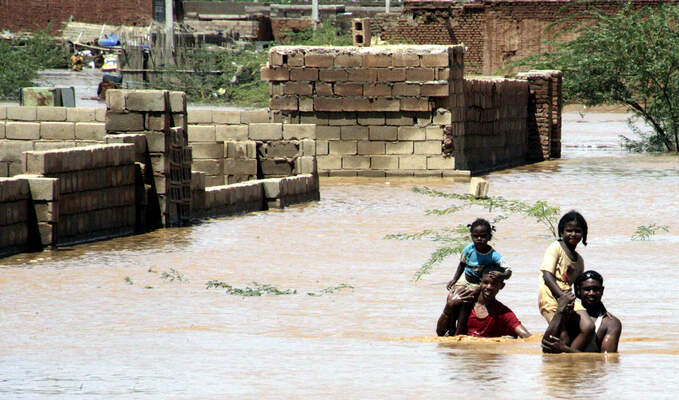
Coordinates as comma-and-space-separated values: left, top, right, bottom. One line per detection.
540, 353, 621, 398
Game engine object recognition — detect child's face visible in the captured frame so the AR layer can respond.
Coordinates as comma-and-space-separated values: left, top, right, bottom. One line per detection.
561, 221, 583, 247
471, 225, 491, 249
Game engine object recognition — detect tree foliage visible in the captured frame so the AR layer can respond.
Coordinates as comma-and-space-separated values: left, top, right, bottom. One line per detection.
512, 2, 679, 152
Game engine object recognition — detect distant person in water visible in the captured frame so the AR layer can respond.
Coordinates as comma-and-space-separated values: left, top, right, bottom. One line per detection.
542, 270, 622, 353
446, 218, 512, 335
538, 210, 595, 350
437, 264, 530, 338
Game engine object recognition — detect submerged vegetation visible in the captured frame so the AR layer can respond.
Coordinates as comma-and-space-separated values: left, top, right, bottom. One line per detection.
631, 224, 669, 241
206, 280, 355, 297
386, 187, 560, 281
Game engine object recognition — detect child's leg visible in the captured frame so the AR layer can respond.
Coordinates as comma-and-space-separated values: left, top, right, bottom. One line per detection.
454, 286, 480, 335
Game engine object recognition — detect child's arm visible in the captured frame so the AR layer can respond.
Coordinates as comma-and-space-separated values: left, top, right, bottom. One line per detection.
542, 270, 566, 299
447, 261, 466, 290
541, 293, 578, 353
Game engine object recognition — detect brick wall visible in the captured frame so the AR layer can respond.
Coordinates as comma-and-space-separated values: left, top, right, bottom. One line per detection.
0, 177, 35, 256
0, 0, 154, 33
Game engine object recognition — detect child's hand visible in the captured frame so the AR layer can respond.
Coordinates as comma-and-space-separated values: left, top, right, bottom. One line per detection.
556, 291, 576, 313
446, 279, 456, 291
488, 270, 502, 280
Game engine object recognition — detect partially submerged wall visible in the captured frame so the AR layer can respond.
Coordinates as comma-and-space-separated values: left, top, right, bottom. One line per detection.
0, 178, 36, 256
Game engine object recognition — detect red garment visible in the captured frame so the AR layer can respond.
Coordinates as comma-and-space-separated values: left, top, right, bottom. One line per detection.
466, 300, 522, 338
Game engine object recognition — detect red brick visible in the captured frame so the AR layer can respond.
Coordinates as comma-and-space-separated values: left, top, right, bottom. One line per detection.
334, 83, 363, 96
290, 68, 319, 81
319, 69, 348, 82
305, 54, 334, 68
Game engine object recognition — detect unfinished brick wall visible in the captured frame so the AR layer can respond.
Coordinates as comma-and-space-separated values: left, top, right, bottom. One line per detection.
261, 45, 467, 177
0, 178, 36, 256
1, 0, 153, 33
516, 70, 562, 162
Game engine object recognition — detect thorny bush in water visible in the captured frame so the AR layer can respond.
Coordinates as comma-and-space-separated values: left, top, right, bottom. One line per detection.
160, 268, 188, 282
631, 223, 670, 241
206, 281, 354, 297
386, 187, 560, 281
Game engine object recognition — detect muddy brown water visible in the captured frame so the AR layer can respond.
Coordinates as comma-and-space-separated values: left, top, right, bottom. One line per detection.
2, 112, 679, 398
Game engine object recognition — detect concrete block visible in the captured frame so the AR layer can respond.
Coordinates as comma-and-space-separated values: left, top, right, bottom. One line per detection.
260, 159, 292, 176
319, 69, 348, 82
317, 155, 341, 170
399, 155, 427, 169
406, 68, 436, 81
369, 126, 397, 141
66, 108, 97, 122
300, 139, 315, 156
398, 127, 426, 141
0, 121, 4, 139
364, 83, 391, 97
146, 112, 170, 131
0, 177, 30, 202
427, 155, 455, 169
191, 171, 206, 191
392, 52, 420, 67
76, 123, 106, 141
249, 123, 282, 140
469, 177, 489, 198
40, 122, 75, 140
205, 175, 225, 187
387, 141, 414, 155
0, 105, 5, 120
414, 140, 442, 155
370, 155, 398, 169
377, 68, 406, 82
226, 141, 256, 159
192, 143, 225, 159
290, 67, 319, 81
433, 108, 453, 125
426, 127, 444, 140
36, 107, 67, 121
342, 155, 370, 169
187, 109, 213, 124
224, 159, 258, 175
294, 156, 317, 174
305, 54, 334, 68
106, 90, 125, 112
327, 113, 357, 126
217, 125, 248, 141
421, 53, 450, 67
329, 140, 357, 155
363, 53, 391, 67
126, 91, 167, 112
316, 140, 329, 155
33, 141, 76, 151
357, 112, 385, 126
271, 95, 298, 111
357, 141, 385, 155
192, 159, 224, 176
6, 122, 40, 140
105, 133, 147, 154
357, 170, 385, 177
13, 175, 59, 201
340, 126, 369, 140
169, 91, 186, 113
106, 112, 145, 132
299, 97, 314, 112
95, 108, 106, 122
334, 83, 363, 96
0, 141, 33, 162
188, 125, 216, 142
7, 106, 37, 121
401, 97, 431, 112
212, 110, 241, 124
283, 123, 315, 140
393, 83, 421, 97
8, 161, 22, 176
347, 68, 376, 82
241, 110, 270, 124
261, 178, 283, 198
335, 54, 362, 67
258, 141, 299, 158
38, 222, 55, 246
421, 82, 449, 97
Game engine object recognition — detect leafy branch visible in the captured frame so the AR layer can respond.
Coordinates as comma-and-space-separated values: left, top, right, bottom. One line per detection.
631, 224, 669, 241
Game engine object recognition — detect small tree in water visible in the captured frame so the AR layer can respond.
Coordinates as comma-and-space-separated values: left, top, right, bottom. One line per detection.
512, 2, 679, 152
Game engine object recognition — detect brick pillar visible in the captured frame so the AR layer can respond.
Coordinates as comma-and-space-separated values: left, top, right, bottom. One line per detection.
517, 71, 553, 162
549, 70, 563, 159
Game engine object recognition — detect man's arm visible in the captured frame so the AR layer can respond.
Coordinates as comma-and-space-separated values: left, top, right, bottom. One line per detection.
599, 314, 622, 353
436, 287, 474, 336
541, 293, 578, 353
513, 324, 531, 339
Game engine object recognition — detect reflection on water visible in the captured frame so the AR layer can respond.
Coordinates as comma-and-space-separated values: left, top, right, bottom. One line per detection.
2, 112, 679, 398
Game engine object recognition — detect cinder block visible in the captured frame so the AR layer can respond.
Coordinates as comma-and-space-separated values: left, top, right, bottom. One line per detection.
0, 121, 5, 139
261, 178, 283, 198
169, 91, 186, 113
342, 155, 369, 169
421, 53, 450, 67
369, 126, 397, 140
358, 140, 385, 155
212, 110, 241, 124
329, 140, 357, 155
146, 112, 170, 131
316, 139, 329, 155
7, 106, 36, 121
386, 141, 414, 155
224, 159, 257, 175
340, 126, 369, 140
217, 125, 248, 141
6, 121, 40, 140
427, 155, 455, 169
421, 82, 449, 97
433, 108, 453, 125
334, 83, 363, 96
363, 53, 391, 67
392, 52, 420, 67
258, 141, 299, 158
299, 97, 314, 112
188, 125, 216, 142
40, 122, 75, 140
0, 105, 6, 120
192, 143, 225, 159
205, 175, 225, 187
401, 98, 431, 112
125, 91, 167, 112
364, 83, 391, 97
357, 112, 385, 126
106, 112, 145, 132
414, 140, 442, 155
187, 109, 213, 124
249, 123, 282, 140
36, 107, 67, 121
398, 127, 426, 141
283, 81, 313, 96
314, 97, 344, 112
399, 155, 427, 169
370, 155, 398, 169
347, 68, 376, 82
192, 159, 224, 176
38, 222, 55, 246
300, 139, 315, 155
335, 54, 362, 67
105, 133, 147, 154
317, 155, 341, 170
393, 83, 421, 97
66, 108, 96, 122
271, 95, 298, 111
368, 98, 400, 112
426, 127, 444, 140
316, 125, 340, 140
226, 141, 256, 159
305, 54, 334, 68
290, 68, 319, 81
406, 68, 435, 81
319, 69, 348, 82
33, 141, 75, 151
241, 110, 270, 124
315, 82, 333, 96
294, 156, 317, 174
283, 123, 315, 140
13, 175, 59, 201
0, 141, 33, 162
106, 90, 125, 112
95, 108, 106, 122
260, 159, 292, 176
377, 68, 406, 82
469, 177, 489, 198
261, 66, 290, 81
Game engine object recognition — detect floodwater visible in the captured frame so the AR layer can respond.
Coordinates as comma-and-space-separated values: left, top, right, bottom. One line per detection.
2, 112, 679, 399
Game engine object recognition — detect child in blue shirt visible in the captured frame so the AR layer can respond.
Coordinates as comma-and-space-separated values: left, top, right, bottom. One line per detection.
446, 218, 512, 335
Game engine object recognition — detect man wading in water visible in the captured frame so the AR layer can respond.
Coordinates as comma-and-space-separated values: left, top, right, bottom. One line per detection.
542, 270, 622, 353
437, 265, 531, 338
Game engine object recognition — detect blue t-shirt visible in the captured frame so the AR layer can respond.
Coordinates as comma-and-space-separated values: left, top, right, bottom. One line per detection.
460, 243, 504, 282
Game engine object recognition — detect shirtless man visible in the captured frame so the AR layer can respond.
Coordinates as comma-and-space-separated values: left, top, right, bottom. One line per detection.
437, 265, 531, 338
542, 270, 622, 353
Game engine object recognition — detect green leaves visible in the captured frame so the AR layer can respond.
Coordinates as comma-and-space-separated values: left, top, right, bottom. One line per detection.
205, 281, 354, 297
631, 224, 669, 241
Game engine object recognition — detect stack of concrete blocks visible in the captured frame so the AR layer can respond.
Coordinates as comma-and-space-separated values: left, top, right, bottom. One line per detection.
454, 78, 529, 173
201, 180, 265, 217
261, 45, 467, 177
0, 177, 35, 256
254, 122, 317, 178
0, 105, 106, 177
190, 171, 207, 213
261, 173, 319, 209
21, 144, 137, 246
105, 89, 192, 227
516, 70, 555, 162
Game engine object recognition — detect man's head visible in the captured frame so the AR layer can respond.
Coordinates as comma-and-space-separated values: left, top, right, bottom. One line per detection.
479, 264, 506, 301
575, 270, 605, 307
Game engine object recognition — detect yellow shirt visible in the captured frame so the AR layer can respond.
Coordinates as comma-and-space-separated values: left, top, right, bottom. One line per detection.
538, 240, 585, 322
